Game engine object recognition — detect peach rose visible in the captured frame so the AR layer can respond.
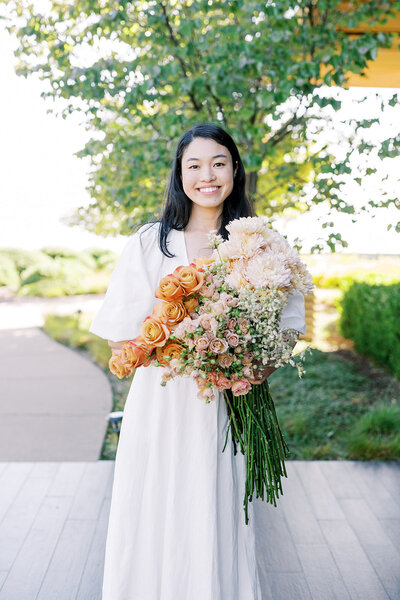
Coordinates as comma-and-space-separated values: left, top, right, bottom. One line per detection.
197, 385, 215, 403
155, 274, 185, 302
231, 379, 252, 397
226, 332, 240, 347
109, 354, 127, 379
156, 341, 185, 366
217, 353, 234, 368
121, 338, 152, 369
173, 265, 204, 294
215, 374, 232, 391
242, 352, 254, 365
209, 338, 229, 354
140, 316, 170, 347
193, 256, 214, 270
199, 283, 215, 298
237, 318, 249, 334
182, 295, 199, 314
153, 300, 186, 327
195, 336, 210, 351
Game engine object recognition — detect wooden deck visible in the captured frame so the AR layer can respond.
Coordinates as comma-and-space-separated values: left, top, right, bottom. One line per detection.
0, 460, 398, 599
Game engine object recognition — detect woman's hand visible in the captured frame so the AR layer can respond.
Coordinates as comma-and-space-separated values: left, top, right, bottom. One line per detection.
108, 340, 129, 355
248, 363, 277, 385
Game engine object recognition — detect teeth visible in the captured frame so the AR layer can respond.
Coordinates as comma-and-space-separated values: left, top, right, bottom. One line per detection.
198, 187, 218, 193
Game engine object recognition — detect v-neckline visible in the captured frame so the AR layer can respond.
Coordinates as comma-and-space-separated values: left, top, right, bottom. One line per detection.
180, 229, 190, 265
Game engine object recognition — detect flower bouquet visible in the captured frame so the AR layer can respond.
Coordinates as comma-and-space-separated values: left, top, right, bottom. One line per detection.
109, 217, 314, 523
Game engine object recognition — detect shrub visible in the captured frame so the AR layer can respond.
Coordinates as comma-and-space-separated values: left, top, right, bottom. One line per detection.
344, 404, 400, 460
0, 248, 52, 274
0, 255, 20, 287
339, 282, 400, 377
85, 248, 118, 270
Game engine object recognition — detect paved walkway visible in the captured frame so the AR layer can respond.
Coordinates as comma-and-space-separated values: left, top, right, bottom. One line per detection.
0, 460, 398, 600
0, 327, 112, 460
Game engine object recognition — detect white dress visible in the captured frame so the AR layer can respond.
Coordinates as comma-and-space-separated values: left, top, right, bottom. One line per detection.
90, 223, 306, 600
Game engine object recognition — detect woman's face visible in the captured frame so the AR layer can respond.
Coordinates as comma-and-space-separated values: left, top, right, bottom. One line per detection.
181, 137, 236, 210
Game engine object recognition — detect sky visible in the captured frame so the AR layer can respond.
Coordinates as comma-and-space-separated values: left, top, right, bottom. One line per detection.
0, 22, 399, 255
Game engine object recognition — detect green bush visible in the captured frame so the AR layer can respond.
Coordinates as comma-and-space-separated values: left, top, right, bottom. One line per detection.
313, 271, 399, 290
0, 248, 52, 274
85, 248, 118, 270
0, 255, 20, 287
343, 404, 400, 459
340, 282, 400, 377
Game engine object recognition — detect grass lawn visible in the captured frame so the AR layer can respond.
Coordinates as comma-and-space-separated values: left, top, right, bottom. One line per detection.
42, 310, 400, 461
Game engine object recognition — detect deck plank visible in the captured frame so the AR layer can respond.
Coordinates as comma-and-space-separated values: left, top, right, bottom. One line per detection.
339, 498, 400, 599
0, 460, 398, 599
296, 543, 351, 600
319, 519, 389, 600
0, 496, 73, 600
0, 473, 53, 571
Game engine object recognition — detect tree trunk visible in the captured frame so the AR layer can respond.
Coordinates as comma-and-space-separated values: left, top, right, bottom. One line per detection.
247, 171, 258, 200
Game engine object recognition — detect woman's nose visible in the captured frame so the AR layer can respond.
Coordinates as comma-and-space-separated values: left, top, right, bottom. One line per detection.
200, 168, 216, 182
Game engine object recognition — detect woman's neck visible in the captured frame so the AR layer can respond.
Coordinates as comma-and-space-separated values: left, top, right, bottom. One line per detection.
185, 205, 222, 233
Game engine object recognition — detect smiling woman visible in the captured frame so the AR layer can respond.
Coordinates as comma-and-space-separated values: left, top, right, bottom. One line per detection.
89, 123, 306, 600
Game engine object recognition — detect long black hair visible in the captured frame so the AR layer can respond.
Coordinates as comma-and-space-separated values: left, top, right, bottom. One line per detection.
157, 123, 255, 257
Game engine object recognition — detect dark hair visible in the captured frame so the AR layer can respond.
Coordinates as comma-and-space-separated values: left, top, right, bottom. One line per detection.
157, 123, 255, 257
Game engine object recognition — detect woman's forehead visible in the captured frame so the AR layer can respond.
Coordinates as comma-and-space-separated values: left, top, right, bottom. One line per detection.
182, 137, 231, 162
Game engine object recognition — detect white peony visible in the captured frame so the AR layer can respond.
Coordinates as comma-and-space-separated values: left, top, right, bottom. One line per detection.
245, 254, 292, 289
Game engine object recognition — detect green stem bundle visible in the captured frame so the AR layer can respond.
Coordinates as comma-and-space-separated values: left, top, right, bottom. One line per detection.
223, 380, 290, 524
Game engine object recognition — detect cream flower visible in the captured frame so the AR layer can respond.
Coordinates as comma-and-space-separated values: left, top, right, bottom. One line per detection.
246, 254, 292, 289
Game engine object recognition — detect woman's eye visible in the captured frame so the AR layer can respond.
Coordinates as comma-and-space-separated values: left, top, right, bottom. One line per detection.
214, 162, 225, 167
189, 165, 199, 169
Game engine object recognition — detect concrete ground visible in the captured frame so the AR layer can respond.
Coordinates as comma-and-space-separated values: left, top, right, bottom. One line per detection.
0, 295, 112, 461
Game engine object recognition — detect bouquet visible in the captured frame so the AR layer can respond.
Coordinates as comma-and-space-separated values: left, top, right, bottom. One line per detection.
109, 217, 314, 522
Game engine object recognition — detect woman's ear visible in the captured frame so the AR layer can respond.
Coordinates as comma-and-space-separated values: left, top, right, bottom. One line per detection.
234, 162, 238, 177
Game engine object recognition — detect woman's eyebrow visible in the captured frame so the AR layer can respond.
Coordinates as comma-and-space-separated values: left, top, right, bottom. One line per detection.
185, 154, 228, 163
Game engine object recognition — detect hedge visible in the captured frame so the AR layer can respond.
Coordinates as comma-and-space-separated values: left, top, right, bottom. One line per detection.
340, 282, 400, 377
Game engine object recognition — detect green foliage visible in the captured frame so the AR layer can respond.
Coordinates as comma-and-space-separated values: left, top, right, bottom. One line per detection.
339, 282, 400, 377
0, 248, 52, 274
0, 255, 20, 287
313, 271, 400, 290
344, 404, 400, 459
42, 311, 400, 460
0, 246, 117, 296
4, 0, 400, 249
271, 348, 400, 460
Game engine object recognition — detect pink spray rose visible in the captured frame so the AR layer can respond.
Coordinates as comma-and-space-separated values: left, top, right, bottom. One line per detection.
231, 379, 252, 397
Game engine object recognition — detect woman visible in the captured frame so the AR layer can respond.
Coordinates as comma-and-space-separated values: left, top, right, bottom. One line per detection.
90, 123, 306, 599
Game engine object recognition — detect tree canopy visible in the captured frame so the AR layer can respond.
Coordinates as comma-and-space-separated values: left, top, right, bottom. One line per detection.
4, 0, 400, 250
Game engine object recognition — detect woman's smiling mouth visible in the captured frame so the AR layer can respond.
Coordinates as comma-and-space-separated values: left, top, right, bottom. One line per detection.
197, 186, 220, 194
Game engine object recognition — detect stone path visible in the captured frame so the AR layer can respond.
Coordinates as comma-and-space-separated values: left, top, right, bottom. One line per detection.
0, 328, 112, 460
0, 460, 398, 600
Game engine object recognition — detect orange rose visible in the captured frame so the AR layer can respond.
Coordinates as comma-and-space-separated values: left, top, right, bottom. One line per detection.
153, 300, 187, 327
173, 265, 204, 294
109, 354, 127, 379
140, 316, 170, 347
155, 274, 185, 302
183, 295, 199, 314
121, 337, 153, 369
156, 341, 185, 366
193, 256, 214, 270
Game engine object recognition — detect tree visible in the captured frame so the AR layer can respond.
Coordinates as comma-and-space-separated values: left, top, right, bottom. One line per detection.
4, 0, 400, 249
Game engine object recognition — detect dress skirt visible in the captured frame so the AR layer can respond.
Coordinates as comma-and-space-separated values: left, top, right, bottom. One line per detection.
101, 364, 262, 600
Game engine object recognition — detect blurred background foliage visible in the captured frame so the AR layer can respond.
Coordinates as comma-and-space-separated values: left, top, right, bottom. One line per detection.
0, 247, 117, 296
2, 0, 400, 251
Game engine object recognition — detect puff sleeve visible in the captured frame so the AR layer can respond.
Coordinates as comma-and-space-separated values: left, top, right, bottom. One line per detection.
89, 225, 158, 342
279, 290, 306, 335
